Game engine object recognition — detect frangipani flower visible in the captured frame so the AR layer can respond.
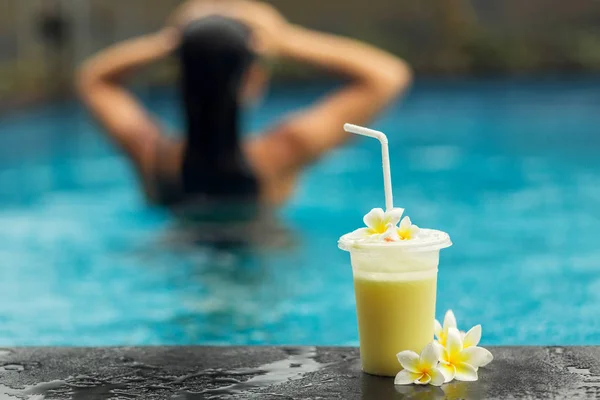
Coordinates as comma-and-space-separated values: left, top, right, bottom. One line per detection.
350, 208, 404, 241
435, 310, 491, 356
434, 309, 457, 347
395, 342, 445, 386
438, 328, 493, 383
364, 208, 404, 235
397, 216, 420, 240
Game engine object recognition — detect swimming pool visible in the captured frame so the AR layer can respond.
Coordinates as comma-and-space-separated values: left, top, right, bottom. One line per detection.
0, 77, 599, 347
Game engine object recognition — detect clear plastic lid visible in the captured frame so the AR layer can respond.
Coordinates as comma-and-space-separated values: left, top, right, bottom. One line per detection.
338, 228, 452, 253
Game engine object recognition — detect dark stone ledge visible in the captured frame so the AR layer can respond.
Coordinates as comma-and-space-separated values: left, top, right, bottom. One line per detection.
0, 346, 597, 399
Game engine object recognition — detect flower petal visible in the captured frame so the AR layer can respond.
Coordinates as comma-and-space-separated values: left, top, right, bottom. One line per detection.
433, 341, 446, 354
394, 369, 422, 385
399, 216, 412, 229
428, 367, 446, 386
347, 228, 369, 239
361, 232, 386, 242
443, 310, 457, 331
463, 325, 482, 348
461, 346, 494, 368
434, 319, 443, 341
385, 208, 404, 226
439, 347, 450, 363
479, 351, 493, 367
410, 224, 420, 236
419, 342, 442, 371
382, 223, 399, 241
446, 328, 463, 358
438, 362, 456, 383
397, 350, 421, 373
415, 373, 431, 385
454, 362, 478, 382
363, 208, 385, 230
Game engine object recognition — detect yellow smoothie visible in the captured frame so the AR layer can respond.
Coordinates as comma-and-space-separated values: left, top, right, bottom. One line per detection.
353, 272, 437, 377
340, 226, 451, 377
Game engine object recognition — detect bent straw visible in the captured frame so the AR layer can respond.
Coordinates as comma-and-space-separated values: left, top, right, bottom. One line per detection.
344, 123, 394, 211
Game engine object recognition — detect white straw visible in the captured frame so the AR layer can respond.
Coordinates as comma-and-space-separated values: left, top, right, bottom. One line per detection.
344, 123, 394, 211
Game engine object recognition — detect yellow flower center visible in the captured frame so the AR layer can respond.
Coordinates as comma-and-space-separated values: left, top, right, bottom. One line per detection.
419, 366, 431, 374
367, 221, 387, 235
398, 228, 412, 240
446, 350, 462, 366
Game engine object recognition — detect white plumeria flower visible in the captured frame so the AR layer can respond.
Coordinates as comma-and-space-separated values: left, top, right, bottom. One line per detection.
364, 207, 404, 234
397, 216, 420, 240
350, 208, 404, 241
395, 342, 445, 387
434, 309, 457, 347
438, 328, 494, 383
435, 310, 491, 358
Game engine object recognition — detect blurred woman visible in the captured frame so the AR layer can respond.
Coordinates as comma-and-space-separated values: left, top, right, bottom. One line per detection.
77, 0, 411, 209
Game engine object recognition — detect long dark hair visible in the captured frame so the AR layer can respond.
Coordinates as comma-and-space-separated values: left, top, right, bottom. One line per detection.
178, 16, 258, 198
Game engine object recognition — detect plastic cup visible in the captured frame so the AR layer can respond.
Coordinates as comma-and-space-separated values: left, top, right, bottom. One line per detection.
339, 229, 452, 377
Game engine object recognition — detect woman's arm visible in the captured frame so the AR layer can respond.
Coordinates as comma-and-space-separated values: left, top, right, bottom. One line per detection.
257, 23, 412, 175
281, 25, 411, 103
76, 29, 179, 176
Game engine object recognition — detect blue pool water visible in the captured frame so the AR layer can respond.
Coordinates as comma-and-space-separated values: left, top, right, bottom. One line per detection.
0, 78, 599, 347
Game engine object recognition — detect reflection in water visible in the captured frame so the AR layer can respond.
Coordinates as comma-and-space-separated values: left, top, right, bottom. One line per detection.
174, 347, 327, 399
360, 376, 483, 400
1, 379, 143, 399
361, 374, 445, 400
162, 245, 282, 344
165, 204, 296, 249
441, 380, 483, 399
0, 379, 67, 399
0, 364, 24, 372
22, 380, 66, 396
394, 384, 445, 399
69, 383, 127, 400
147, 207, 302, 344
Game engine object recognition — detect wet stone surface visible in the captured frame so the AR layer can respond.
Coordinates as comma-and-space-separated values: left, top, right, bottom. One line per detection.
0, 346, 598, 399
